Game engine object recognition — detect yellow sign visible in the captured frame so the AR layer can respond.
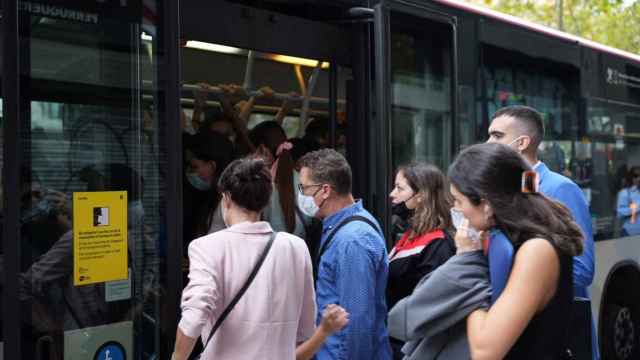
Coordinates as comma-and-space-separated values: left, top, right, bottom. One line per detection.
73, 191, 128, 286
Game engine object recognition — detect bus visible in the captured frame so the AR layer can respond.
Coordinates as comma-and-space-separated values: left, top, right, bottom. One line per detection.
1, 0, 638, 359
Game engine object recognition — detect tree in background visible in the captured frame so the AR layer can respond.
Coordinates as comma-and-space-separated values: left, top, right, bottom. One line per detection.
465, 0, 640, 55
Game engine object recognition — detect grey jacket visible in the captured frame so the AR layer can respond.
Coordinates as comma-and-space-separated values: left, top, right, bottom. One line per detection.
388, 250, 491, 360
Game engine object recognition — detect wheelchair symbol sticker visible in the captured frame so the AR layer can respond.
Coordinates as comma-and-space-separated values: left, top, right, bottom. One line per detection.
94, 341, 126, 360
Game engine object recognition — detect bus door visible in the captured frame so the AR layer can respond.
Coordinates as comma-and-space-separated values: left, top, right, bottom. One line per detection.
178, 1, 355, 273
2, 1, 174, 359
373, 1, 458, 244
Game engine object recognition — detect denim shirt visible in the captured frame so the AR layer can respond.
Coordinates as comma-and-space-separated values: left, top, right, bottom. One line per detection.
315, 200, 392, 360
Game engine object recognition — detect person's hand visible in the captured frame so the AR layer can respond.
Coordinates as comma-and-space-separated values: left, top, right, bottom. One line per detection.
454, 218, 483, 254
258, 86, 275, 99
319, 304, 349, 336
282, 92, 299, 110
193, 83, 211, 106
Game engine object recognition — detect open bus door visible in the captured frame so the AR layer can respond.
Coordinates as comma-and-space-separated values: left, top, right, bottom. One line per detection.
373, 1, 458, 246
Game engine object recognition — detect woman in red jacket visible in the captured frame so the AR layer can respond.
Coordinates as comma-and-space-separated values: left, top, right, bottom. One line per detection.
387, 162, 456, 359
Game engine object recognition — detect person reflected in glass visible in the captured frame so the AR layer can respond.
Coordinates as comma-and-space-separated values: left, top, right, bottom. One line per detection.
386, 162, 455, 359
14, 164, 158, 358
616, 166, 640, 236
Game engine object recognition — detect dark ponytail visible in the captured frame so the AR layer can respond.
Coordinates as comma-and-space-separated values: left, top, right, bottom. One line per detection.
249, 121, 296, 233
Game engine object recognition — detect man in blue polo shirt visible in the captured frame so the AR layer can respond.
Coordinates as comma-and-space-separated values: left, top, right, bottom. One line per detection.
487, 105, 597, 359
298, 148, 392, 360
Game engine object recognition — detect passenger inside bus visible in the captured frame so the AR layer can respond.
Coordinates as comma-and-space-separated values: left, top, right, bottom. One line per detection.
178, 45, 348, 262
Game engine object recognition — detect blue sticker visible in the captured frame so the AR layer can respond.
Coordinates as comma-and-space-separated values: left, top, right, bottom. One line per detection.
94, 342, 126, 360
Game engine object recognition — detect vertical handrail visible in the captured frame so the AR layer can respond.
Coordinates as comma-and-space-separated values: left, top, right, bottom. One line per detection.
297, 62, 323, 138
158, 0, 182, 358
242, 50, 256, 90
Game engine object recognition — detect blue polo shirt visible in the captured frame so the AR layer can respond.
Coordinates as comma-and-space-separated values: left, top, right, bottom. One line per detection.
315, 200, 392, 360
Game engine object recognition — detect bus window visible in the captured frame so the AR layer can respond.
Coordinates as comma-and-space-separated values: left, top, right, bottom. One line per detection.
584, 100, 640, 239
479, 45, 579, 149
387, 14, 453, 240
389, 15, 453, 173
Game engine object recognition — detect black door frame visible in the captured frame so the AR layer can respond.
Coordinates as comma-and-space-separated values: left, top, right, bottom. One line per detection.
2, 0, 22, 356
373, 0, 459, 245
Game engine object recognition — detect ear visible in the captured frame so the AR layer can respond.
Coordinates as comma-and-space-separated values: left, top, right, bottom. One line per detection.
519, 135, 532, 153
320, 184, 332, 200
483, 202, 494, 218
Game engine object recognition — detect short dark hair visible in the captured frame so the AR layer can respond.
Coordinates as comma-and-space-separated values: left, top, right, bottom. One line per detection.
186, 132, 234, 178
299, 149, 352, 196
491, 105, 545, 149
217, 157, 272, 212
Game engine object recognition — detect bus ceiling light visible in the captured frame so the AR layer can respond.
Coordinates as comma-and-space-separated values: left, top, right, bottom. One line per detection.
184, 40, 328, 69
269, 55, 329, 69
185, 41, 245, 55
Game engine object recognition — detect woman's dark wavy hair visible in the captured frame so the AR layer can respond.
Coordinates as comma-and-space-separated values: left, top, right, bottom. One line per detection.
448, 143, 583, 256
397, 162, 453, 237
218, 157, 273, 212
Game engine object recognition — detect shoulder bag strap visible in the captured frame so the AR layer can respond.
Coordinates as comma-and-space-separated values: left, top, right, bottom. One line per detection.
200, 231, 277, 353
313, 215, 381, 278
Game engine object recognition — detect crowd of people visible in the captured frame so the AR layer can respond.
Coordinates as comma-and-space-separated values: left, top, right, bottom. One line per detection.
170, 100, 602, 360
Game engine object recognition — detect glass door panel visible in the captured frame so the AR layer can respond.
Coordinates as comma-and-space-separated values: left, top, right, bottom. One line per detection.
14, 1, 167, 359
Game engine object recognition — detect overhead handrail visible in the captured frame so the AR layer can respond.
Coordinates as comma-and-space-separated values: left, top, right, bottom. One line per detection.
141, 80, 346, 109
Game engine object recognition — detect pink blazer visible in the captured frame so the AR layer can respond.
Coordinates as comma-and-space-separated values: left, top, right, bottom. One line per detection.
179, 221, 316, 359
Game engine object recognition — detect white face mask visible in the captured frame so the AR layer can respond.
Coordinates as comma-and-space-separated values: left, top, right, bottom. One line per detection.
298, 191, 320, 218
450, 208, 481, 242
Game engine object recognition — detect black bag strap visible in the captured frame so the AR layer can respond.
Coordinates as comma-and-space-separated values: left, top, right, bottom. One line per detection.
200, 231, 277, 354
314, 215, 381, 277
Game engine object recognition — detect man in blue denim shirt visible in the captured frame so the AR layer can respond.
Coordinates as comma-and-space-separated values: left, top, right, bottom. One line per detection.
298, 149, 392, 360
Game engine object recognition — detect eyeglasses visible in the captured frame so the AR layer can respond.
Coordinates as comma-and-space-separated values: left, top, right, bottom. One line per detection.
297, 183, 322, 195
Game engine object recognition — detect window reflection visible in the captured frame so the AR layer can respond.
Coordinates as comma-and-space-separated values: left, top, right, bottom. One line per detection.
585, 100, 640, 238
390, 15, 453, 172
15, 1, 165, 358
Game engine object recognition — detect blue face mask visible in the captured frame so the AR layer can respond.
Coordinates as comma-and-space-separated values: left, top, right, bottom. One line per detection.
187, 172, 211, 191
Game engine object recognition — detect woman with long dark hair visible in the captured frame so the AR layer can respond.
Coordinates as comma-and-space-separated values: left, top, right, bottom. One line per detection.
387, 162, 455, 359
249, 121, 305, 237
449, 143, 583, 359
